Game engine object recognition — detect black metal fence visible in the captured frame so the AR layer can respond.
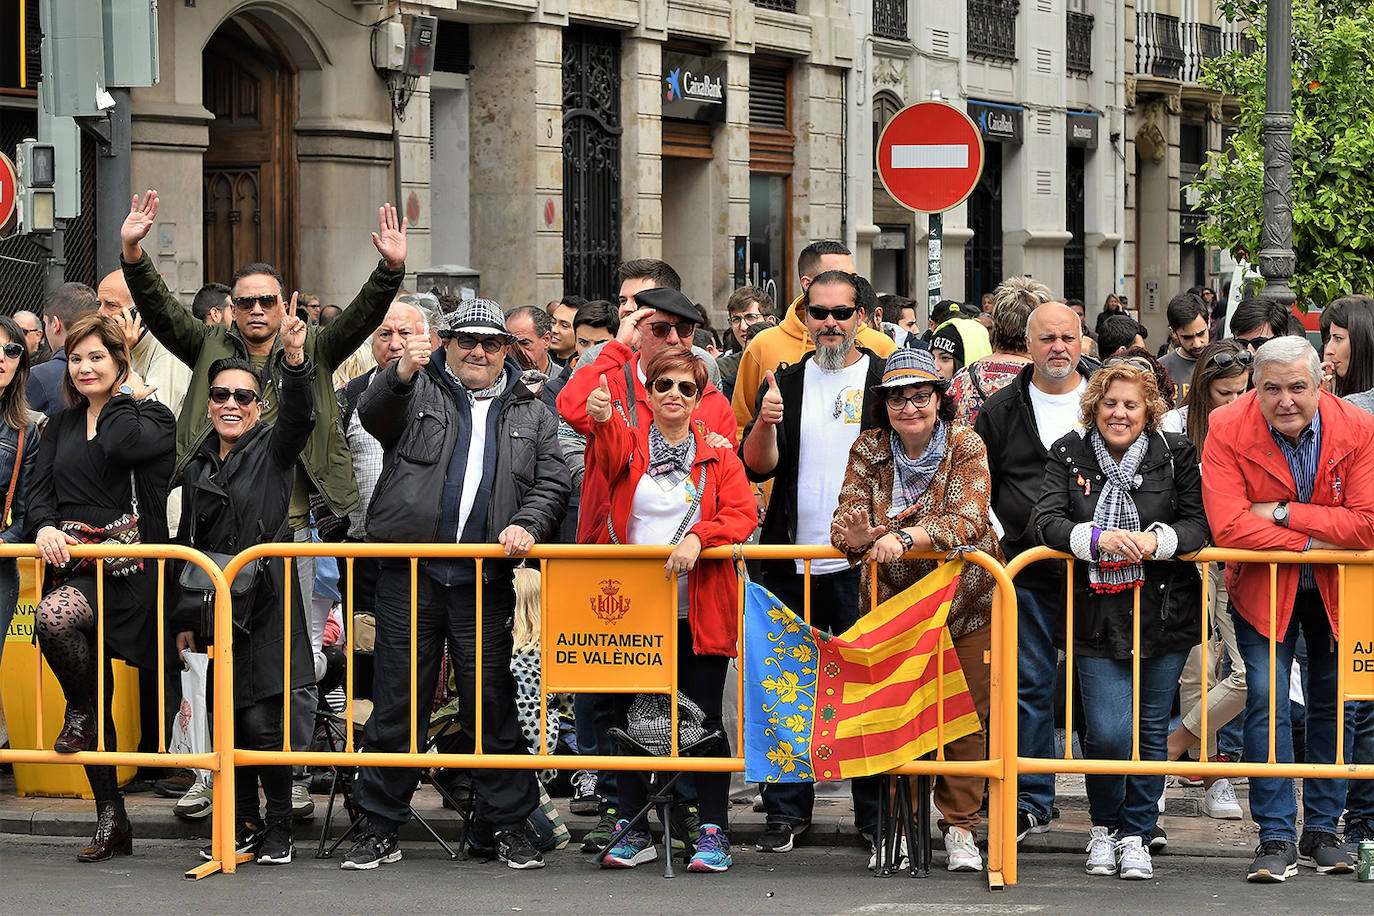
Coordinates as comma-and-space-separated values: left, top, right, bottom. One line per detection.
1136, 12, 1185, 80
968, 0, 1018, 61
1067, 11, 1094, 75
874, 0, 909, 41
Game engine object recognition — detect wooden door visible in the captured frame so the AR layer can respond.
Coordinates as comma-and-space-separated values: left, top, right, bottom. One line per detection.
202, 22, 297, 289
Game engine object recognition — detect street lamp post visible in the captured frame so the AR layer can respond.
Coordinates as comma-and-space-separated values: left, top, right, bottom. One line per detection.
1258, 0, 1296, 308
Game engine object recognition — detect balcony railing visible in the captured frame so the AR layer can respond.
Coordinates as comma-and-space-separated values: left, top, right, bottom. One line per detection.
752, 0, 798, 11
1181, 22, 1223, 83
1067, 11, 1094, 74
1221, 29, 1260, 57
968, 0, 1019, 61
874, 0, 909, 41
1136, 11, 1185, 80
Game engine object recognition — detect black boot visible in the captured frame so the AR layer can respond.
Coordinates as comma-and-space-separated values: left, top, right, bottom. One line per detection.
78, 797, 133, 862
54, 705, 95, 754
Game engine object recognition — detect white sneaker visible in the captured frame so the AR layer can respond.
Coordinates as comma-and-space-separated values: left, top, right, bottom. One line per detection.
1116, 834, 1154, 880
174, 779, 213, 819
1085, 825, 1116, 876
291, 783, 315, 819
867, 835, 910, 870
1157, 789, 1166, 813
1203, 779, 1243, 820
944, 826, 983, 872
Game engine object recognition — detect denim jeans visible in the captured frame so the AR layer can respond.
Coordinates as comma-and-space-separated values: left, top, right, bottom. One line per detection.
573, 692, 618, 806
0, 557, 16, 671
1077, 650, 1190, 841
1347, 702, 1374, 833
1232, 592, 1351, 842
757, 565, 880, 834
1015, 586, 1059, 823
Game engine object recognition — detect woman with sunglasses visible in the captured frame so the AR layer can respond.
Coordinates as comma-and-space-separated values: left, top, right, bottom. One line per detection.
1159, 339, 1252, 821
585, 350, 756, 874
1033, 363, 1207, 881
0, 316, 39, 673
172, 316, 316, 866
27, 313, 174, 862
830, 348, 1002, 874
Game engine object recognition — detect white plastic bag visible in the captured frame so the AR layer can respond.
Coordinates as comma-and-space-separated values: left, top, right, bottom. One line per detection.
169, 651, 211, 780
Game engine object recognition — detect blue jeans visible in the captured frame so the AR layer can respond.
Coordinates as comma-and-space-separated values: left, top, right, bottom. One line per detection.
573, 692, 618, 806
757, 565, 880, 833
1232, 592, 1351, 842
0, 557, 17, 671
1077, 650, 1190, 841
1016, 586, 1058, 822
1347, 702, 1374, 832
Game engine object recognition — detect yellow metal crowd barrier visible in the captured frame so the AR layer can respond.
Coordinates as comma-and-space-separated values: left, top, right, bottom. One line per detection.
0, 544, 237, 880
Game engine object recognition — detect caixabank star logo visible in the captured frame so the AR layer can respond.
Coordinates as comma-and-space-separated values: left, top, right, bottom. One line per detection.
665, 68, 682, 102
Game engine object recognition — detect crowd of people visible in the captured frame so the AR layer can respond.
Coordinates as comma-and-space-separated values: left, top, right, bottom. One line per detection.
2, 191, 1374, 887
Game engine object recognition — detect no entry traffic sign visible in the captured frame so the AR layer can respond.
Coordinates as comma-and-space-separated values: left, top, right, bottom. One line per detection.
876, 101, 985, 214
0, 151, 16, 229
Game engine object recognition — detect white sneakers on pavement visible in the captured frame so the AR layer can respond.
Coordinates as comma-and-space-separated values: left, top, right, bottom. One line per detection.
943, 826, 983, 872
1203, 778, 1244, 820
1085, 825, 1116, 876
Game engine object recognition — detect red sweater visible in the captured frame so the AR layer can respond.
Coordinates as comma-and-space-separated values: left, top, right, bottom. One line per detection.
588, 412, 758, 657
1202, 389, 1374, 637
557, 340, 737, 543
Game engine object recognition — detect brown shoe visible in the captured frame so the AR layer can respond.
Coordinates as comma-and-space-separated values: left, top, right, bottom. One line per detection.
77, 798, 133, 862
54, 706, 95, 754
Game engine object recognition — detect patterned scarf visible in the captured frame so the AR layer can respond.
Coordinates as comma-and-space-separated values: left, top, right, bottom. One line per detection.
449, 362, 509, 403
888, 421, 947, 521
1089, 429, 1149, 593
648, 425, 696, 483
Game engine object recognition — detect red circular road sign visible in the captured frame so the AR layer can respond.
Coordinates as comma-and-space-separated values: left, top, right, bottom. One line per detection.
876, 101, 985, 214
0, 151, 17, 230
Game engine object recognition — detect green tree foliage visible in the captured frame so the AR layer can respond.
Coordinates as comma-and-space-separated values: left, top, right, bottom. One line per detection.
1193, 0, 1374, 307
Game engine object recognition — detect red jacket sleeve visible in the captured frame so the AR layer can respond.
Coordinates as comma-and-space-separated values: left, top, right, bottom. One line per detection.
1289, 440, 1374, 548
1201, 412, 1309, 550
586, 408, 636, 494
690, 448, 759, 547
555, 339, 635, 436
699, 388, 739, 445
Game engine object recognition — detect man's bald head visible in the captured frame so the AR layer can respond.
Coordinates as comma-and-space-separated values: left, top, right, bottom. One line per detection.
96, 269, 133, 320
1026, 301, 1083, 385
1026, 301, 1077, 337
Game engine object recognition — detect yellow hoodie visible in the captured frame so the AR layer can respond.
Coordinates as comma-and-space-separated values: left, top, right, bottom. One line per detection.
730, 293, 898, 440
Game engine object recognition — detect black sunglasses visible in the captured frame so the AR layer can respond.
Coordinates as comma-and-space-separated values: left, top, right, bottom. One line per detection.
1235, 335, 1273, 350
208, 386, 260, 407
650, 377, 699, 398
807, 306, 858, 322
447, 334, 505, 354
1105, 356, 1155, 373
1208, 350, 1254, 369
231, 294, 280, 312
0, 343, 23, 359
646, 320, 697, 340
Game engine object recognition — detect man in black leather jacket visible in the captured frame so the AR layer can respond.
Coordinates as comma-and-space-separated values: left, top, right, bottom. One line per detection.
344, 299, 570, 872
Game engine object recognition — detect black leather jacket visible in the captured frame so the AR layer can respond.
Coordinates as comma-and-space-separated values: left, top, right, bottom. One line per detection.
0, 418, 38, 543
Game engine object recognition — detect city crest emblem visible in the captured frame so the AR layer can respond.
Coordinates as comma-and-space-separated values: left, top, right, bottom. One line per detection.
591, 578, 631, 625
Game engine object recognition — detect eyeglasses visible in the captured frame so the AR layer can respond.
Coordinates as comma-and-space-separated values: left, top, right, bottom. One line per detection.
231, 294, 280, 312
1105, 357, 1155, 373
806, 306, 858, 322
1235, 335, 1273, 350
449, 335, 505, 354
1207, 350, 1254, 369
885, 389, 936, 410
21, 327, 40, 336
646, 320, 697, 339
208, 386, 260, 407
729, 313, 765, 326
0, 343, 23, 359
650, 377, 700, 399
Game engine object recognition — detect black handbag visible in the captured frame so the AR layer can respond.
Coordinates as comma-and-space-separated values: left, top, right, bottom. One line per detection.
179, 550, 263, 636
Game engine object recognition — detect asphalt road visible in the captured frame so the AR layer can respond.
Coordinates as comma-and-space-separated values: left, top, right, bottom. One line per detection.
3, 836, 1374, 914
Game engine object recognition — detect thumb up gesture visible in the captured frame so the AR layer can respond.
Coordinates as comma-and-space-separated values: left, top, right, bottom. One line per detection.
587, 373, 613, 423
758, 369, 784, 427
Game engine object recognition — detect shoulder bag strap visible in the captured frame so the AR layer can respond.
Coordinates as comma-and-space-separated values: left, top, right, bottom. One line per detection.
3, 427, 23, 529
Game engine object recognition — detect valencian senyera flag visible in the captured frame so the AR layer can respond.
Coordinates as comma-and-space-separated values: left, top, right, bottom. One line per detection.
745, 560, 980, 783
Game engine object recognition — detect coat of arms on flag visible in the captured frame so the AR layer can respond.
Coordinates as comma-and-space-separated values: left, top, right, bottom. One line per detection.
744, 560, 981, 783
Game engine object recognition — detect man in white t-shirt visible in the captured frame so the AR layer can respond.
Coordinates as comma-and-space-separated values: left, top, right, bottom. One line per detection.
741, 269, 887, 854
974, 300, 1094, 844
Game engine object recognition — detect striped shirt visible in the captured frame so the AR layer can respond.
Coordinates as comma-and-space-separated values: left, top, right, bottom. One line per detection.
1269, 409, 1321, 589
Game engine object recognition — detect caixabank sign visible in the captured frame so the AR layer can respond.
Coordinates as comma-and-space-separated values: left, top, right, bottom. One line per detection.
663, 51, 726, 122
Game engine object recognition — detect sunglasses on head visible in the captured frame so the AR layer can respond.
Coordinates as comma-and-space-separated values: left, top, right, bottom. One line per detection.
208, 386, 260, 407
650, 377, 700, 398
447, 334, 505, 353
1105, 356, 1155, 373
645, 320, 697, 340
806, 305, 858, 322
1235, 335, 1273, 350
231, 294, 279, 312
1208, 349, 1254, 369
0, 343, 23, 360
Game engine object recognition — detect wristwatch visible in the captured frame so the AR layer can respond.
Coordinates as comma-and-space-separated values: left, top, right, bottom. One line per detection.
1272, 501, 1290, 527
895, 529, 916, 553
118, 385, 134, 397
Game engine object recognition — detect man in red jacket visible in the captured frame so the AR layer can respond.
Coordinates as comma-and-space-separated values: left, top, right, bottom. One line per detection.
1202, 335, 1374, 884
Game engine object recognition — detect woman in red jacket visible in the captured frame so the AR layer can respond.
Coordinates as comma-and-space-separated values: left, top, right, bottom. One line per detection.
585, 349, 757, 874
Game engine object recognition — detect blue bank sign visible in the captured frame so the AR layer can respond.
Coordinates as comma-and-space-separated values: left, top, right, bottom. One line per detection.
663, 51, 726, 122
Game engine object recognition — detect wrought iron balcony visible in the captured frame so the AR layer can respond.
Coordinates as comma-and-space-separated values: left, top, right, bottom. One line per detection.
1221, 29, 1260, 57
752, 0, 798, 11
874, 0, 908, 41
968, 0, 1018, 61
1181, 22, 1223, 83
1067, 11, 1094, 75
1136, 11, 1185, 80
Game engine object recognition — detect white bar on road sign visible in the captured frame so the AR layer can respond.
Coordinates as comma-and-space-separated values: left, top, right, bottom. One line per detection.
891, 144, 968, 170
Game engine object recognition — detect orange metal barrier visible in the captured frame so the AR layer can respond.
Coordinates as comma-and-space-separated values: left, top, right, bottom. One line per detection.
221, 542, 1016, 890
1001, 546, 1374, 886
0, 544, 237, 879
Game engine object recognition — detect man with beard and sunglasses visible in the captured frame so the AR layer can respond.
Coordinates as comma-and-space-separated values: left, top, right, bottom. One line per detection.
739, 269, 885, 854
